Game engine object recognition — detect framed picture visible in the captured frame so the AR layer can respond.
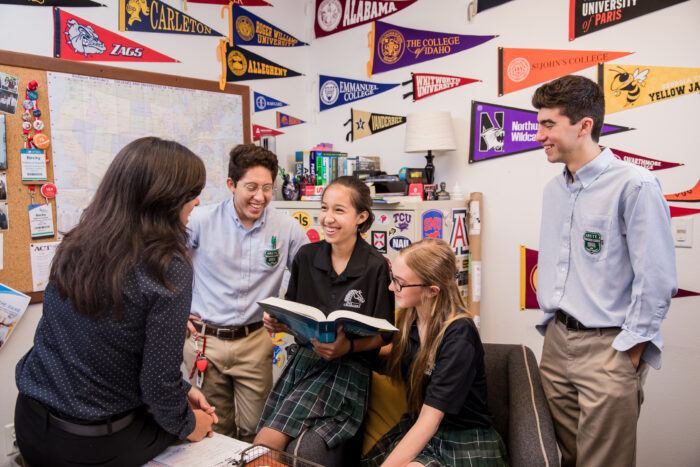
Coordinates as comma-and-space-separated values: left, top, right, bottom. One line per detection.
0, 173, 6, 201
0, 114, 6, 170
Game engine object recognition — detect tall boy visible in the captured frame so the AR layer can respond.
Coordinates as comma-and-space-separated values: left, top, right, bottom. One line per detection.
532, 75, 677, 466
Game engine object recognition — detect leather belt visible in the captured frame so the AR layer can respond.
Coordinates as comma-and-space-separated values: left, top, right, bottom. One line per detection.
192, 320, 263, 340
24, 395, 136, 437
555, 310, 616, 332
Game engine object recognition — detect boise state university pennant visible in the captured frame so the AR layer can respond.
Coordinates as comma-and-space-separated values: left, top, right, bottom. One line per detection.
319, 75, 399, 111
254, 91, 287, 112
315, 0, 419, 38
231, 4, 307, 47
53, 8, 178, 62
119, 0, 223, 36
217, 40, 301, 86
402, 72, 479, 101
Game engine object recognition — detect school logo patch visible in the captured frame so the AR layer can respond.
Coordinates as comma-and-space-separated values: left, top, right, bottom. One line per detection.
372, 231, 387, 253
389, 235, 411, 251
583, 231, 603, 254
422, 210, 443, 239
264, 248, 279, 266
343, 289, 365, 309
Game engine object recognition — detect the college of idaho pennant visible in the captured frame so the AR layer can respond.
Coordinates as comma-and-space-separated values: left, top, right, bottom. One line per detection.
344, 108, 405, 141
319, 75, 398, 111
0, 0, 103, 6
119, 0, 223, 36
498, 47, 631, 96
569, 0, 689, 41
276, 111, 305, 128
230, 4, 307, 46
53, 8, 178, 62
254, 91, 287, 112
252, 124, 283, 141
610, 148, 683, 171
469, 101, 632, 163
598, 64, 700, 114
402, 73, 479, 101
315, 0, 419, 39
217, 40, 301, 88
665, 180, 700, 202
367, 21, 496, 77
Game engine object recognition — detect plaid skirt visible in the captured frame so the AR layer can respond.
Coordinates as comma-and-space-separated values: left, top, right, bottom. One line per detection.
257, 345, 371, 448
362, 414, 509, 467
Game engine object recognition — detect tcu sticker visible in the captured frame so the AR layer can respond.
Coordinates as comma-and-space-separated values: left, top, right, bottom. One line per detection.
422, 210, 443, 239
449, 208, 469, 255
372, 231, 387, 253
393, 212, 412, 231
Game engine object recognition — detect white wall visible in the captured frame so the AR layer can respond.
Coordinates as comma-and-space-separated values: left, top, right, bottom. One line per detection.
1, 0, 699, 465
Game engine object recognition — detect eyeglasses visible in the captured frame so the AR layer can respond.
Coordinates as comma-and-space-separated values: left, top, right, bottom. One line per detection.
243, 183, 274, 194
389, 270, 428, 292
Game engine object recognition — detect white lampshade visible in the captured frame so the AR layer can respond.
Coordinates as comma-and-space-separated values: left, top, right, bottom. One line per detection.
404, 111, 457, 153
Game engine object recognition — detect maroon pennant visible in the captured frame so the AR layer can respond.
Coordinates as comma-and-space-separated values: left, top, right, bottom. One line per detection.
669, 207, 700, 218
675, 288, 700, 298
403, 73, 480, 101
315, 0, 419, 38
610, 147, 683, 171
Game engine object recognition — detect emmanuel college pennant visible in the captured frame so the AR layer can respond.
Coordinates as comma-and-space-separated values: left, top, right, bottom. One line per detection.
53, 8, 177, 62
498, 47, 631, 96
315, 0, 419, 38
231, 5, 307, 47
403, 73, 479, 101
276, 111, 304, 128
319, 75, 398, 111
254, 91, 287, 112
217, 40, 301, 85
344, 108, 405, 141
252, 124, 283, 142
569, 0, 689, 40
598, 64, 700, 114
367, 21, 496, 77
0, 0, 103, 5
610, 147, 683, 171
118, 0, 223, 36
469, 101, 632, 163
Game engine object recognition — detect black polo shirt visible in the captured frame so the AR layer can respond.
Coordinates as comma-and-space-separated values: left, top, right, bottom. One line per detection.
402, 316, 492, 430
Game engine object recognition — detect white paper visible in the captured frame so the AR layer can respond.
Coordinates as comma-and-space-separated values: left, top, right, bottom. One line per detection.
0, 282, 31, 351
20, 148, 48, 182
0, 234, 3, 270
468, 200, 481, 235
30, 241, 60, 292
29, 204, 55, 239
471, 261, 481, 303
146, 433, 252, 467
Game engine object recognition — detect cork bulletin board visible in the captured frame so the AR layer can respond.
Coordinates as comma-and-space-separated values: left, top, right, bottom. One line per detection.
0, 50, 251, 303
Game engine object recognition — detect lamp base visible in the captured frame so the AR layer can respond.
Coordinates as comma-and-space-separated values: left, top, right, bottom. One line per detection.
424, 150, 435, 185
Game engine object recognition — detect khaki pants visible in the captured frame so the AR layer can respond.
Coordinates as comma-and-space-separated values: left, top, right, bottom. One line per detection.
183, 326, 274, 442
540, 318, 648, 467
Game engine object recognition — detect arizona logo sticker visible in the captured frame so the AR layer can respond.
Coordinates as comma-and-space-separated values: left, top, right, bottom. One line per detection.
319, 75, 398, 111
119, 0, 223, 36
252, 124, 283, 141
449, 208, 469, 256
276, 111, 305, 128
498, 47, 631, 96
610, 147, 683, 171
469, 101, 632, 163
217, 40, 302, 88
230, 4, 307, 47
367, 20, 496, 77
598, 64, 700, 114
402, 72, 480, 101
254, 91, 287, 112
315, 0, 419, 38
344, 108, 405, 141
53, 8, 177, 62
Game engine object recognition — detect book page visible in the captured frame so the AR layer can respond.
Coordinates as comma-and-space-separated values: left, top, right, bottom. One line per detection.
146, 433, 251, 467
326, 310, 398, 331
258, 297, 326, 322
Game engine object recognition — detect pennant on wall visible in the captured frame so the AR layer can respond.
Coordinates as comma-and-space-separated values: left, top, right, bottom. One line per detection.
665, 180, 700, 202
276, 111, 305, 128
254, 91, 287, 112
217, 40, 301, 88
230, 5, 307, 47
53, 8, 178, 62
498, 47, 631, 96
675, 288, 700, 298
598, 64, 700, 114
252, 124, 283, 141
367, 21, 496, 77
186, 0, 271, 5
402, 72, 479, 101
670, 207, 700, 218
0, 0, 103, 5
319, 75, 398, 111
469, 101, 632, 163
570, 0, 689, 41
315, 0, 419, 38
344, 108, 405, 141
610, 147, 683, 171
119, 0, 222, 36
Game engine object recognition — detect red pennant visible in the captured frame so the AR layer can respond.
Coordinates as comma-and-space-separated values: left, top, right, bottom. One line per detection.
407, 73, 480, 101
675, 288, 700, 298
670, 207, 700, 218
53, 8, 178, 62
252, 124, 283, 142
610, 148, 683, 171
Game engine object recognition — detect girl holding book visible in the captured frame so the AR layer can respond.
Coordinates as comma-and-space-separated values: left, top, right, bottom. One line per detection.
363, 238, 508, 467
257, 176, 394, 464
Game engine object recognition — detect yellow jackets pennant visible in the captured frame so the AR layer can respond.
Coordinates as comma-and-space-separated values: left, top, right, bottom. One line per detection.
598, 64, 700, 114
344, 108, 406, 142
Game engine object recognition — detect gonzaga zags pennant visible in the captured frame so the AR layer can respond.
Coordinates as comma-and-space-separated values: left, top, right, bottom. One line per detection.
498, 47, 631, 96
345, 108, 405, 141
53, 8, 178, 62
367, 21, 496, 77
469, 101, 632, 163
319, 75, 398, 111
252, 124, 283, 141
254, 91, 287, 112
217, 40, 301, 88
403, 73, 479, 101
231, 5, 307, 46
598, 64, 700, 114
610, 147, 683, 171
119, 0, 223, 36
315, 0, 419, 38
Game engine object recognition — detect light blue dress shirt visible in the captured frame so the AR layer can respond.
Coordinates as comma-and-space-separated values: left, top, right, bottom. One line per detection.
188, 198, 308, 326
536, 147, 677, 369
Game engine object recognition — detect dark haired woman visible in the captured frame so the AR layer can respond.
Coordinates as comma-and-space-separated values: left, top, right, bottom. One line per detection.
256, 176, 395, 464
14, 137, 216, 467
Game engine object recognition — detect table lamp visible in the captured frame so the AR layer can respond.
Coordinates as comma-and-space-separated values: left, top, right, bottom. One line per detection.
403, 110, 457, 185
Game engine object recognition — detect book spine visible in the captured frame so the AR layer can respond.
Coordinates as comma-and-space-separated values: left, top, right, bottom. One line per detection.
294, 151, 304, 179
331, 154, 338, 182
309, 151, 317, 184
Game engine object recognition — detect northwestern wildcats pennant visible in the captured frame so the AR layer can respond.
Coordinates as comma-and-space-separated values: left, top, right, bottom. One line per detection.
469, 101, 632, 163
252, 124, 283, 141
368, 21, 496, 77
315, 0, 419, 38
276, 111, 305, 128
320, 75, 398, 111
231, 4, 307, 46
610, 147, 683, 171
119, 0, 222, 36
0, 0, 103, 5
598, 64, 700, 114
345, 108, 405, 141
217, 40, 301, 88
570, 0, 689, 40
498, 47, 631, 96
53, 8, 177, 62
254, 91, 287, 112
403, 72, 479, 101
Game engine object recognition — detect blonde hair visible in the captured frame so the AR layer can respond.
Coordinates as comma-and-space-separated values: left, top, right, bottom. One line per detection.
384, 238, 472, 415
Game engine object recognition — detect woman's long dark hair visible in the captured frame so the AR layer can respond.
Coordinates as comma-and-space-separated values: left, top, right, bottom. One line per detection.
50, 137, 206, 319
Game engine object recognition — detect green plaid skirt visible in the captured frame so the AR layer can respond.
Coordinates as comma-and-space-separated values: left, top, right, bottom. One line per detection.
257, 345, 371, 448
362, 414, 509, 467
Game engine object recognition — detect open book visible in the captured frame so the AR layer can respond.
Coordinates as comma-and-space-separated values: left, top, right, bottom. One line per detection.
258, 296, 397, 344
